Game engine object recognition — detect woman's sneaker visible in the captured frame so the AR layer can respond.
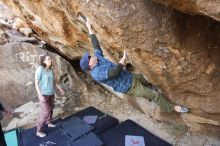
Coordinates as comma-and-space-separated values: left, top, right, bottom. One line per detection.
36, 131, 46, 138
48, 123, 56, 128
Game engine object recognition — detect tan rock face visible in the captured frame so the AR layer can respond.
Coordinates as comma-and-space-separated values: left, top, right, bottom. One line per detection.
2, 0, 220, 135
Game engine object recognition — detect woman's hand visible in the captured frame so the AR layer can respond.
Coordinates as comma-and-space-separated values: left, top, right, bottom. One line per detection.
59, 88, 65, 96
38, 94, 46, 102
55, 83, 65, 96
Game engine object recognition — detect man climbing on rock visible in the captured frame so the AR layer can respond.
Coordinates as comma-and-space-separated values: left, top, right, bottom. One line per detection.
80, 19, 188, 113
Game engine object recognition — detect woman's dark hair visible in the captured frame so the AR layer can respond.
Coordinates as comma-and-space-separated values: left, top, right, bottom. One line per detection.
39, 54, 52, 68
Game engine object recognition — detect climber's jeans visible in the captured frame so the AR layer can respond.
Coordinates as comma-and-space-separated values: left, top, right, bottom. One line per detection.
37, 94, 55, 132
126, 74, 174, 112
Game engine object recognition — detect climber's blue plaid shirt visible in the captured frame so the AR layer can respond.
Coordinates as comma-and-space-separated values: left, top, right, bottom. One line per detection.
90, 49, 133, 93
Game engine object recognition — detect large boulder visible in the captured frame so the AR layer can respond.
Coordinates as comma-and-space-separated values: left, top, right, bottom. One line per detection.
2, 0, 220, 136
0, 24, 87, 129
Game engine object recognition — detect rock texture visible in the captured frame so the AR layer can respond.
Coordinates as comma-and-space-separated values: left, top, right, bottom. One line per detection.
152, 0, 220, 22
2, 0, 220, 136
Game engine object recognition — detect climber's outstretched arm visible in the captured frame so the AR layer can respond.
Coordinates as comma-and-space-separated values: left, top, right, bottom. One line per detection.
86, 21, 103, 56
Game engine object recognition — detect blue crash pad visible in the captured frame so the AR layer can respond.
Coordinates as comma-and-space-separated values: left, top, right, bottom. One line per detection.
4, 128, 19, 146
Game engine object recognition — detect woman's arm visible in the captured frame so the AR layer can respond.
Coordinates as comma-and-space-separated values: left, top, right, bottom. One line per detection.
53, 71, 65, 95
35, 80, 42, 96
35, 79, 46, 102
35, 67, 45, 101
55, 83, 65, 95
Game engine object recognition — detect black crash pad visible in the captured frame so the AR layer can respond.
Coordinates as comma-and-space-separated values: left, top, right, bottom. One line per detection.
100, 119, 172, 146
67, 132, 104, 146
64, 106, 119, 135
58, 117, 93, 141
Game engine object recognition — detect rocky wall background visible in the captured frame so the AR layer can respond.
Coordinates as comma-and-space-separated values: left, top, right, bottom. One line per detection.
0, 0, 220, 143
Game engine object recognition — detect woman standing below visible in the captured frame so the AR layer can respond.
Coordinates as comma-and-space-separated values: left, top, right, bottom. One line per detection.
0, 102, 11, 146
35, 54, 64, 138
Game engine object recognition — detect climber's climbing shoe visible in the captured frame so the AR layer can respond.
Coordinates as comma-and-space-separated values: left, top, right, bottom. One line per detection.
174, 105, 189, 113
